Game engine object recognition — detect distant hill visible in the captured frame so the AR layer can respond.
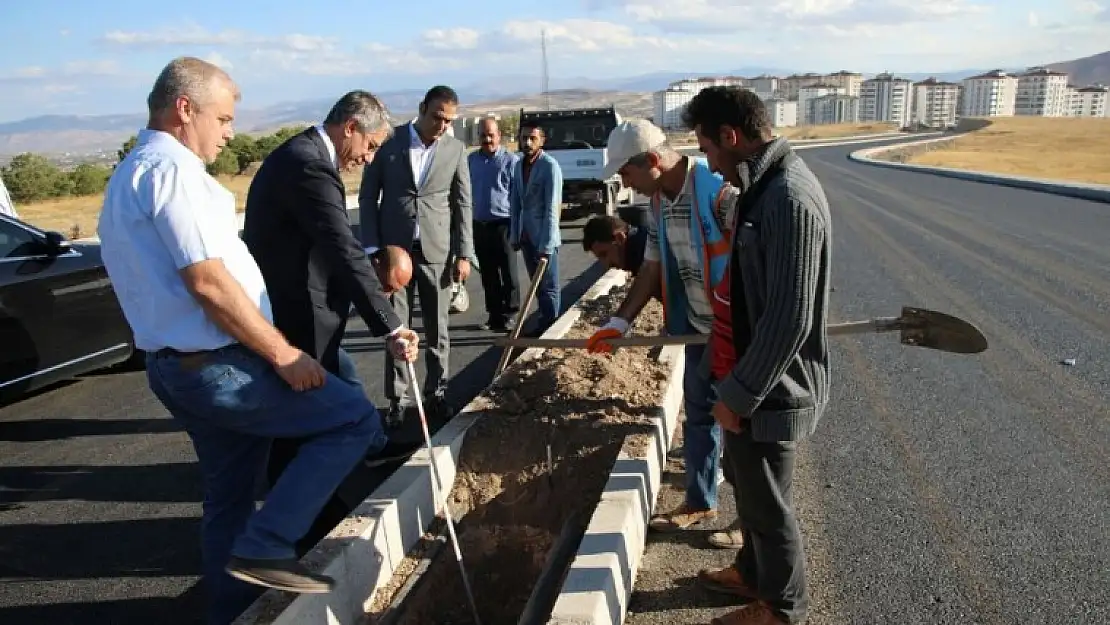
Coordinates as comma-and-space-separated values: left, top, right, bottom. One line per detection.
5, 54, 1106, 160
1046, 50, 1110, 86
0, 87, 655, 159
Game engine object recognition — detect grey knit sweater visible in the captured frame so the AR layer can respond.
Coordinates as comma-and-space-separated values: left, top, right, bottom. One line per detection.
713, 137, 833, 443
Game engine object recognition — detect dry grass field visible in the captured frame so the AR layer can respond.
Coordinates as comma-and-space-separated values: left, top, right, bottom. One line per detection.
907, 116, 1110, 185
18, 167, 366, 239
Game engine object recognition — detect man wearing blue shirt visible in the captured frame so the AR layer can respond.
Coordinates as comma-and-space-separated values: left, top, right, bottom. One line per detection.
97, 57, 419, 625
468, 117, 521, 331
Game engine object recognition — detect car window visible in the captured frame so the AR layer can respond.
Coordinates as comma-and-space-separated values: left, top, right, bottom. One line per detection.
0, 220, 40, 259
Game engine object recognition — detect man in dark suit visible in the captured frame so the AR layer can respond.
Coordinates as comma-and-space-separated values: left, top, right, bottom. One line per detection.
242, 90, 421, 554
358, 85, 474, 426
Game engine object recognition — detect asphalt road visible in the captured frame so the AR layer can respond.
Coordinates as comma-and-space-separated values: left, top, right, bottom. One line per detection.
0, 214, 605, 625
627, 140, 1110, 624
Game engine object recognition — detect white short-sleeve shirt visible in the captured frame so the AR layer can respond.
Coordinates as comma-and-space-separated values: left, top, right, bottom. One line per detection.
97, 129, 272, 352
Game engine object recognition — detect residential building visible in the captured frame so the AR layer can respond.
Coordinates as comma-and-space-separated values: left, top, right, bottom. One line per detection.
961, 70, 1018, 117
811, 94, 860, 125
798, 84, 844, 124
749, 75, 779, 96
778, 73, 825, 99
653, 87, 697, 130
1015, 66, 1071, 117
824, 70, 865, 97
1071, 85, 1109, 117
912, 77, 961, 128
860, 72, 913, 127
764, 98, 798, 127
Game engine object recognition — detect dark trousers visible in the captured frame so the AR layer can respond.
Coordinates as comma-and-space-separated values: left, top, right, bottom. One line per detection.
473, 218, 520, 324
385, 246, 451, 403
520, 240, 560, 332
724, 426, 809, 624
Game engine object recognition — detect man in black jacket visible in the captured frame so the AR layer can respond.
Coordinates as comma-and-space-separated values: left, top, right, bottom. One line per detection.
683, 86, 832, 625
242, 90, 421, 554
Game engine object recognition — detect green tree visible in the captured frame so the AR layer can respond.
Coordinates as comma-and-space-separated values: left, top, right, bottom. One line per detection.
1, 153, 69, 202
206, 147, 240, 177
69, 163, 112, 196
226, 134, 259, 173
118, 135, 138, 164
498, 114, 520, 141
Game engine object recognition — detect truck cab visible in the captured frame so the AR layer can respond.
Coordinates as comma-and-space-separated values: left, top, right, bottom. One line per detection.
519, 106, 635, 219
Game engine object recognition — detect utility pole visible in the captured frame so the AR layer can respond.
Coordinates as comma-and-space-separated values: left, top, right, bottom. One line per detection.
541, 29, 550, 110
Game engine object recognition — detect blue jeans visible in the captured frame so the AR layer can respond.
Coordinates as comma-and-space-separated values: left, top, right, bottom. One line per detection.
683, 343, 721, 510
146, 345, 387, 625
521, 241, 560, 331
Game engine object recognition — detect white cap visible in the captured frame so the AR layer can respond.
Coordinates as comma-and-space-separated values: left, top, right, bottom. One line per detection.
602, 119, 668, 180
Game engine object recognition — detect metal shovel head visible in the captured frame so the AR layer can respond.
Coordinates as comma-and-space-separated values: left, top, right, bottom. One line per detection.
899, 306, 988, 354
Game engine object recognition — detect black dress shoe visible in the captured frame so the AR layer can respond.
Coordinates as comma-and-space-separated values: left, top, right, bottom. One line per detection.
364, 440, 421, 468
225, 556, 334, 593
426, 394, 455, 422
383, 401, 405, 429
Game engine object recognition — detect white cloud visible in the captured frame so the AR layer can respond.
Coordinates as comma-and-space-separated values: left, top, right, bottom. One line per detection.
0, 59, 121, 83
203, 52, 234, 70
102, 25, 337, 53
89, 8, 1105, 84
421, 28, 481, 51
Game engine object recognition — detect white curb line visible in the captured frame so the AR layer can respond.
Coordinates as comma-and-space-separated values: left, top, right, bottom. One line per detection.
848, 136, 1110, 204
234, 267, 632, 625
546, 342, 685, 625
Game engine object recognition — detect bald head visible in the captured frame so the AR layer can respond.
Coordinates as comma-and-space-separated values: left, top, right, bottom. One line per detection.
375, 245, 413, 294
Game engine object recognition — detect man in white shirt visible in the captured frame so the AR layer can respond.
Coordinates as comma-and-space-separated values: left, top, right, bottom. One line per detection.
96, 56, 418, 625
0, 172, 17, 219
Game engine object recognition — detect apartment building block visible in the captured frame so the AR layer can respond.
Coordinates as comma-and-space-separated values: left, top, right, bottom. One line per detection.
764, 98, 799, 127
823, 70, 865, 97
860, 72, 913, 127
1069, 85, 1109, 117
911, 77, 961, 128
810, 94, 861, 124
961, 70, 1018, 117
798, 84, 845, 124
1015, 67, 1071, 117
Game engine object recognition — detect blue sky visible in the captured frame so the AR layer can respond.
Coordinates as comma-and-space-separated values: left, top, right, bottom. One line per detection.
0, 0, 1106, 122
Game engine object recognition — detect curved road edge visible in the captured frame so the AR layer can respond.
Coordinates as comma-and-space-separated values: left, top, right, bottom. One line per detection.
848, 136, 1110, 205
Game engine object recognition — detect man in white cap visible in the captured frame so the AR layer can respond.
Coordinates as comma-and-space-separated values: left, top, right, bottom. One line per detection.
585, 118, 740, 540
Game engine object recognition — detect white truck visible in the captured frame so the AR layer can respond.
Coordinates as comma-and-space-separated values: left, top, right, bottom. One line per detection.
518, 106, 635, 219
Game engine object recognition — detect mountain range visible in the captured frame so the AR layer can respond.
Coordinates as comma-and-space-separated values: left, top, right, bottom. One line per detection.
2, 51, 1107, 160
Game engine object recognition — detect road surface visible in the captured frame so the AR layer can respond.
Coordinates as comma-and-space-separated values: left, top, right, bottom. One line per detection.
628, 140, 1110, 625
0, 214, 604, 625
3, 138, 1108, 625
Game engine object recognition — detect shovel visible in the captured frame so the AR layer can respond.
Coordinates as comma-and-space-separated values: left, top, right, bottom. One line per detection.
493, 306, 989, 355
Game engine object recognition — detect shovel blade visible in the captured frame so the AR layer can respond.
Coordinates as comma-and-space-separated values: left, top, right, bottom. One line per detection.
899, 306, 988, 354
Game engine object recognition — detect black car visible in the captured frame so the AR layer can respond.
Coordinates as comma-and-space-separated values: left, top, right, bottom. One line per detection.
0, 214, 138, 401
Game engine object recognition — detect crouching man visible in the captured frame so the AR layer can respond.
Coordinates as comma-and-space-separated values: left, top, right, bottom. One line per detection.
584, 119, 738, 534
687, 86, 832, 625
581, 213, 650, 276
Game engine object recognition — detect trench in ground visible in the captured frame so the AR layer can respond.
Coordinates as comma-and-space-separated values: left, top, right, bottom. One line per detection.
364, 284, 670, 624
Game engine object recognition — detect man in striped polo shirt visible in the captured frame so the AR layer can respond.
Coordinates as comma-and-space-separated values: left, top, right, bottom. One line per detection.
586, 119, 739, 534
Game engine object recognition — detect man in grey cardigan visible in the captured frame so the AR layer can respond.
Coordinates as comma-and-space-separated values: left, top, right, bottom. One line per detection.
683, 87, 832, 625
359, 85, 474, 425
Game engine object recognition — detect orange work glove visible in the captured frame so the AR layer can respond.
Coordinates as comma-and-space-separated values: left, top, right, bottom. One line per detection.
586, 317, 631, 354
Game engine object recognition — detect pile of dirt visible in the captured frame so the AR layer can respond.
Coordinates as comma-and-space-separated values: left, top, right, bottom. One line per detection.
367, 284, 669, 624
